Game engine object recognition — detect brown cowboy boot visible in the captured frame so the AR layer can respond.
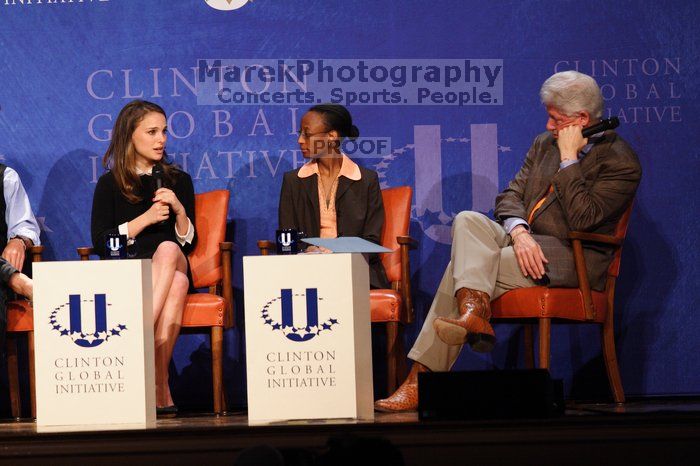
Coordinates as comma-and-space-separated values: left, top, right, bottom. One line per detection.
433, 288, 495, 352
374, 362, 430, 412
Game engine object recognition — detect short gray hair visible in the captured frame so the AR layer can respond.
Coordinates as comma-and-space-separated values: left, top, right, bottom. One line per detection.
539, 71, 604, 119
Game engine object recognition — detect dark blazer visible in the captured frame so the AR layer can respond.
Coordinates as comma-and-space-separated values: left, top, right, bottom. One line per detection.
278, 164, 390, 289
495, 131, 642, 290
91, 168, 197, 259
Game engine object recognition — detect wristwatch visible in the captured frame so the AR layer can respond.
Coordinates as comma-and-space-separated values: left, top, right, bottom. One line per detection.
9, 235, 33, 250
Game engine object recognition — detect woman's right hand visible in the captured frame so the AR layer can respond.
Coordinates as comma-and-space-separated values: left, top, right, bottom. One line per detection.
303, 245, 332, 254
126, 201, 170, 239
148, 201, 170, 225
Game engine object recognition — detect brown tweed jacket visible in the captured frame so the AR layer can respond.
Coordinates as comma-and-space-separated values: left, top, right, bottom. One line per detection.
494, 130, 642, 290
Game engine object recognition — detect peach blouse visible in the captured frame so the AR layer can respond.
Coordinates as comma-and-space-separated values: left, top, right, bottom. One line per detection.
297, 154, 362, 238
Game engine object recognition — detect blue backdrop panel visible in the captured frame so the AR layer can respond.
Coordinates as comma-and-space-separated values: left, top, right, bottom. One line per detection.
0, 0, 698, 408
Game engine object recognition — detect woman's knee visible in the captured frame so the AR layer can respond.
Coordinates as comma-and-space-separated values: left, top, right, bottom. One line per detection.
153, 241, 183, 264
170, 271, 190, 296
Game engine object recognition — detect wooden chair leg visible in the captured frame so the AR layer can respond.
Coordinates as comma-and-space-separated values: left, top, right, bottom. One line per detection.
220, 380, 228, 414
602, 319, 625, 403
538, 319, 551, 370
211, 326, 224, 415
218, 342, 228, 415
523, 324, 535, 369
29, 331, 36, 419
386, 322, 399, 394
396, 327, 407, 385
6, 334, 21, 419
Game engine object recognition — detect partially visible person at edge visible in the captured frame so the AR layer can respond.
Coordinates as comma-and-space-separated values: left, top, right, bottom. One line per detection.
278, 103, 389, 289
91, 100, 197, 415
375, 70, 642, 412
0, 160, 40, 403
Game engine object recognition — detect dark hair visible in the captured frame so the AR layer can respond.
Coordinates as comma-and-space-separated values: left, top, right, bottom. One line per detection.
308, 103, 360, 140
103, 100, 176, 203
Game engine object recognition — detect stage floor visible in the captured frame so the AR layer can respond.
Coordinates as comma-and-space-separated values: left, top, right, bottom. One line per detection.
1, 398, 699, 465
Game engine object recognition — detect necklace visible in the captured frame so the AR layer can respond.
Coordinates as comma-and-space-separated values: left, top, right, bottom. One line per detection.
318, 171, 339, 209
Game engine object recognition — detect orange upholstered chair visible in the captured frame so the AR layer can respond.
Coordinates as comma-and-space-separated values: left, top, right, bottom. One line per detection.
180, 189, 233, 415
257, 186, 417, 394
490, 204, 634, 403
6, 245, 44, 419
78, 189, 233, 415
371, 186, 416, 394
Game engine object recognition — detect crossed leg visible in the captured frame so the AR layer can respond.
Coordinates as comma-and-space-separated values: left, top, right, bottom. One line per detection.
151, 241, 189, 408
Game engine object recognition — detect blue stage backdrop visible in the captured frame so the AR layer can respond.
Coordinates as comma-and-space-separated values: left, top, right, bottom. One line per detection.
1, 0, 698, 408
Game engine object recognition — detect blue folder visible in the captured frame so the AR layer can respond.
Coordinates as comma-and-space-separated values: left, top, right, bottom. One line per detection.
302, 237, 392, 253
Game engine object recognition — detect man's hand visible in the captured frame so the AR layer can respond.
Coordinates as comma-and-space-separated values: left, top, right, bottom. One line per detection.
557, 124, 587, 162
8, 272, 33, 300
511, 227, 548, 280
2, 238, 26, 271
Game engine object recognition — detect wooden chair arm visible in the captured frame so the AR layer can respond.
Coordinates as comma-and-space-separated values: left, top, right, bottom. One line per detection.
396, 236, 418, 249
569, 230, 625, 321
568, 231, 623, 246
570, 238, 596, 321
257, 240, 275, 256
77, 247, 95, 261
398, 236, 418, 323
29, 245, 44, 263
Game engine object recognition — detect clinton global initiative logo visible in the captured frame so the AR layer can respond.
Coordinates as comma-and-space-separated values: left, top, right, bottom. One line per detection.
261, 289, 339, 342
49, 294, 127, 348
377, 123, 511, 244
205, 0, 250, 11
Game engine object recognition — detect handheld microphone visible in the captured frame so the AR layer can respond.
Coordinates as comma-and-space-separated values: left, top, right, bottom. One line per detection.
151, 163, 167, 225
582, 117, 619, 138
152, 163, 164, 190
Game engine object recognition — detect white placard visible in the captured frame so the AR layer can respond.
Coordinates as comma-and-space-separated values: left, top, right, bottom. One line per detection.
243, 253, 374, 423
33, 260, 155, 429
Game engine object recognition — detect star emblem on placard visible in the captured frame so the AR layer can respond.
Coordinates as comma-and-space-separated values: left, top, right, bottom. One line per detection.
260, 291, 339, 342
48, 296, 127, 348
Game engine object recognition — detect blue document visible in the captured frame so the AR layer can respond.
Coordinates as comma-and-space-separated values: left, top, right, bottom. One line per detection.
302, 237, 392, 253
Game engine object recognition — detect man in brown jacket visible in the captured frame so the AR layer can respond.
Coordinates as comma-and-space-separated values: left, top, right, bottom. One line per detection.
375, 70, 642, 412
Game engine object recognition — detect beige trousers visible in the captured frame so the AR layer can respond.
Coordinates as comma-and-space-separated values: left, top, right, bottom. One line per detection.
408, 211, 536, 371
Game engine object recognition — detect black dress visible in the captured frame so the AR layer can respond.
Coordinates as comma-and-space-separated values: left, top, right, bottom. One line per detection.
91, 168, 197, 260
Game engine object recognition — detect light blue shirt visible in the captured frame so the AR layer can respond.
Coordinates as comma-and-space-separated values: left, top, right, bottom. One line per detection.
3, 167, 41, 246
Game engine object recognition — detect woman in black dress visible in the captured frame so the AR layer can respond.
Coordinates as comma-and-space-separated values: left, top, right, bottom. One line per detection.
91, 100, 196, 412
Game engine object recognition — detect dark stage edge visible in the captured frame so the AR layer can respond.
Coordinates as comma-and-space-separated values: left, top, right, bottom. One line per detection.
1, 399, 700, 465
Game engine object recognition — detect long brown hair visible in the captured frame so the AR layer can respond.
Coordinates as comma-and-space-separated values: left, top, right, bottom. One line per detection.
103, 100, 177, 203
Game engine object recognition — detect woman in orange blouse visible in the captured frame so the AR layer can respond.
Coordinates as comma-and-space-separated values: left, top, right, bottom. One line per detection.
278, 104, 389, 289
